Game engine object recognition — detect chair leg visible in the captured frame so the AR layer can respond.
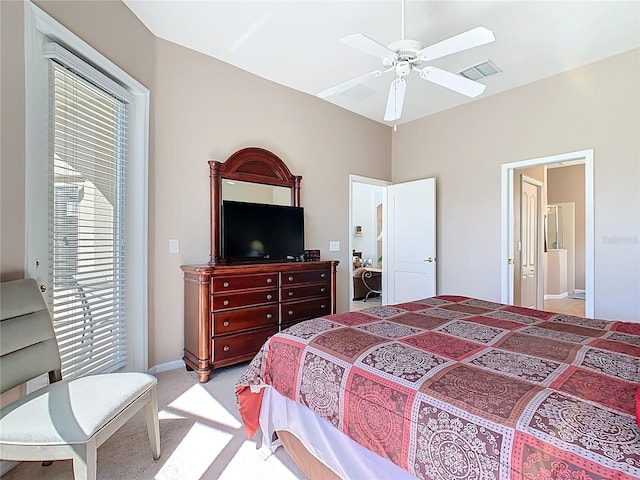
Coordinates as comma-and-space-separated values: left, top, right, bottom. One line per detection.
72, 440, 97, 480
144, 386, 161, 460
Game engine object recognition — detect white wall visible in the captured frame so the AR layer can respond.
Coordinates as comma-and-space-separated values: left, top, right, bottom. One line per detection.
352, 182, 382, 262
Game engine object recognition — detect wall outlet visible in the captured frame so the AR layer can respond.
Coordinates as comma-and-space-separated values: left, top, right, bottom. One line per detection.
329, 241, 340, 252
169, 239, 180, 253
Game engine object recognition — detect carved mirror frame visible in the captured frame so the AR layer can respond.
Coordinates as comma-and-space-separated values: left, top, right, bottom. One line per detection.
209, 147, 302, 265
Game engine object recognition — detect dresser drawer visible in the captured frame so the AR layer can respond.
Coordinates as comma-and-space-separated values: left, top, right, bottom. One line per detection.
281, 296, 331, 326
212, 273, 278, 292
212, 288, 278, 311
212, 326, 277, 364
281, 283, 330, 301
213, 305, 278, 335
281, 269, 330, 286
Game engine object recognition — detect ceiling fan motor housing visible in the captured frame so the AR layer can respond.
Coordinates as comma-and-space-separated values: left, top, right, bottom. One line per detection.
395, 61, 412, 77
388, 39, 423, 60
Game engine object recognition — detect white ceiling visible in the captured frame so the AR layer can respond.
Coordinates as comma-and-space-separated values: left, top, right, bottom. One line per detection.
124, 1, 640, 125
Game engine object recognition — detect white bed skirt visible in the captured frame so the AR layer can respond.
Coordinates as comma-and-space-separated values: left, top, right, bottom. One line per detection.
258, 387, 417, 479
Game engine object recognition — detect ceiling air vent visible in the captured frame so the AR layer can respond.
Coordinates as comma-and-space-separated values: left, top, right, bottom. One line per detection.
459, 60, 501, 81
339, 83, 377, 102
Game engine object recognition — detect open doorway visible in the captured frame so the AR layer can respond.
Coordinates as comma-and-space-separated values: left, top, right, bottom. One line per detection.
349, 175, 388, 311
349, 174, 437, 310
501, 149, 594, 318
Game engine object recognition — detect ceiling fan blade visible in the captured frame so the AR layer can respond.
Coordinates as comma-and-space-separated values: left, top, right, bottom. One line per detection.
341, 33, 396, 59
418, 26, 495, 61
420, 66, 486, 97
317, 69, 383, 98
384, 77, 407, 122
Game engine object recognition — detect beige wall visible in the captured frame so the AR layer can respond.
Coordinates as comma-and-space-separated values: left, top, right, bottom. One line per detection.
392, 48, 640, 322
1, 1, 391, 368
1, 0, 27, 282
547, 164, 586, 289
3, 1, 638, 371
152, 39, 390, 364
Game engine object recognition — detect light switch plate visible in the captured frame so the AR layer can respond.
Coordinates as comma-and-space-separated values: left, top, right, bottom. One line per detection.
169, 239, 180, 253
329, 241, 340, 252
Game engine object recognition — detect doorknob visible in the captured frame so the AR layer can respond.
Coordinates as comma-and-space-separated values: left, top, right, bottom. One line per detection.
40, 284, 47, 293
423, 257, 435, 263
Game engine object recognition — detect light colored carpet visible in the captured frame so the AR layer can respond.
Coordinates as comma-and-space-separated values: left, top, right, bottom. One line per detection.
1, 364, 308, 480
351, 295, 382, 312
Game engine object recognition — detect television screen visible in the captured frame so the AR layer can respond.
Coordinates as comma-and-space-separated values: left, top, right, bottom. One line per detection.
222, 200, 304, 261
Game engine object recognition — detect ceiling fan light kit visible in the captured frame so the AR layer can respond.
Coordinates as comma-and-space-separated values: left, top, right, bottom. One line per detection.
317, 2, 496, 123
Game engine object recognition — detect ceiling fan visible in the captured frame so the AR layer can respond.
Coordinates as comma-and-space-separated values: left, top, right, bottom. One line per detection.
317, 1, 495, 122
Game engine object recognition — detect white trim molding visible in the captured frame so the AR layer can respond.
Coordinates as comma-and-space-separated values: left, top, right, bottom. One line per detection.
501, 149, 594, 318
24, 1, 150, 372
149, 360, 186, 375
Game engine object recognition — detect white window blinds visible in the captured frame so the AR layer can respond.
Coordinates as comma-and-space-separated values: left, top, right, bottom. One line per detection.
48, 58, 129, 379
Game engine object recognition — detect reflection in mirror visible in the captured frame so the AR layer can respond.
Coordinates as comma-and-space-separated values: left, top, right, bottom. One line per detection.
222, 180, 291, 206
546, 204, 564, 249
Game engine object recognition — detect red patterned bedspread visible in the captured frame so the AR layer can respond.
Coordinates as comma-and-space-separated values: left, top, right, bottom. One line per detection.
236, 295, 640, 479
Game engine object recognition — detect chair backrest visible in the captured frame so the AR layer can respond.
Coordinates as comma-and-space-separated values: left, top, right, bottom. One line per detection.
0, 278, 62, 393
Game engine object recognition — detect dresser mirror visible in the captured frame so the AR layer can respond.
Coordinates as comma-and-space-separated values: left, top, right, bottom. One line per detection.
222, 180, 292, 206
209, 147, 302, 264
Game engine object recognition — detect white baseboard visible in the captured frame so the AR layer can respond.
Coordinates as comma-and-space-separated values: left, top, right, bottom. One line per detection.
574, 288, 585, 294
148, 359, 185, 375
544, 292, 568, 300
0, 461, 19, 476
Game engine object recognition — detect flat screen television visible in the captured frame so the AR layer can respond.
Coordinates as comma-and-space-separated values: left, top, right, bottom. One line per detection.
222, 200, 305, 262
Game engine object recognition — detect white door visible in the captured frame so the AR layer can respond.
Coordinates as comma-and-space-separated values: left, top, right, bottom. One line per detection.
520, 177, 539, 308
385, 178, 436, 304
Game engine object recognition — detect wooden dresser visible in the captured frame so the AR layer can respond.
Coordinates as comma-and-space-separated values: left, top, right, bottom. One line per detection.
182, 147, 340, 382
181, 260, 338, 382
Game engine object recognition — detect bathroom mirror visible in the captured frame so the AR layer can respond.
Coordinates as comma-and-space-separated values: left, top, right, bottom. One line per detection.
546, 204, 564, 249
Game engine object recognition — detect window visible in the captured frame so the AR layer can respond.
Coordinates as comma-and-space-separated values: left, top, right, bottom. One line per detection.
25, 3, 149, 377
48, 60, 129, 378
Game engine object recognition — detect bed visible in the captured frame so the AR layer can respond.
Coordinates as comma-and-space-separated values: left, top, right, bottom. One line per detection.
235, 295, 640, 479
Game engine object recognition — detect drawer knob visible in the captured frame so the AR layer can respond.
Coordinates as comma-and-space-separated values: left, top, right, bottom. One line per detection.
267, 313, 273, 319
320, 287, 326, 293
223, 281, 230, 288
321, 304, 327, 309
288, 310, 294, 316
223, 299, 229, 306
223, 320, 230, 327
288, 291, 294, 297
321, 273, 326, 278
223, 345, 230, 352
288, 276, 294, 282
266, 294, 273, 300
267, 278, 273, 284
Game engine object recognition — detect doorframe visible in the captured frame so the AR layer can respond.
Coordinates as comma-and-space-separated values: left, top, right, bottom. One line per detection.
500, 149, 594, 317
24, 2, 150, 372
349, 175, 391, 311
519, 175, 544, 309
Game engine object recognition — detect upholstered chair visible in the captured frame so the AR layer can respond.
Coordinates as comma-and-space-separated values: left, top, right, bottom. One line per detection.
0, 278, 160, 479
